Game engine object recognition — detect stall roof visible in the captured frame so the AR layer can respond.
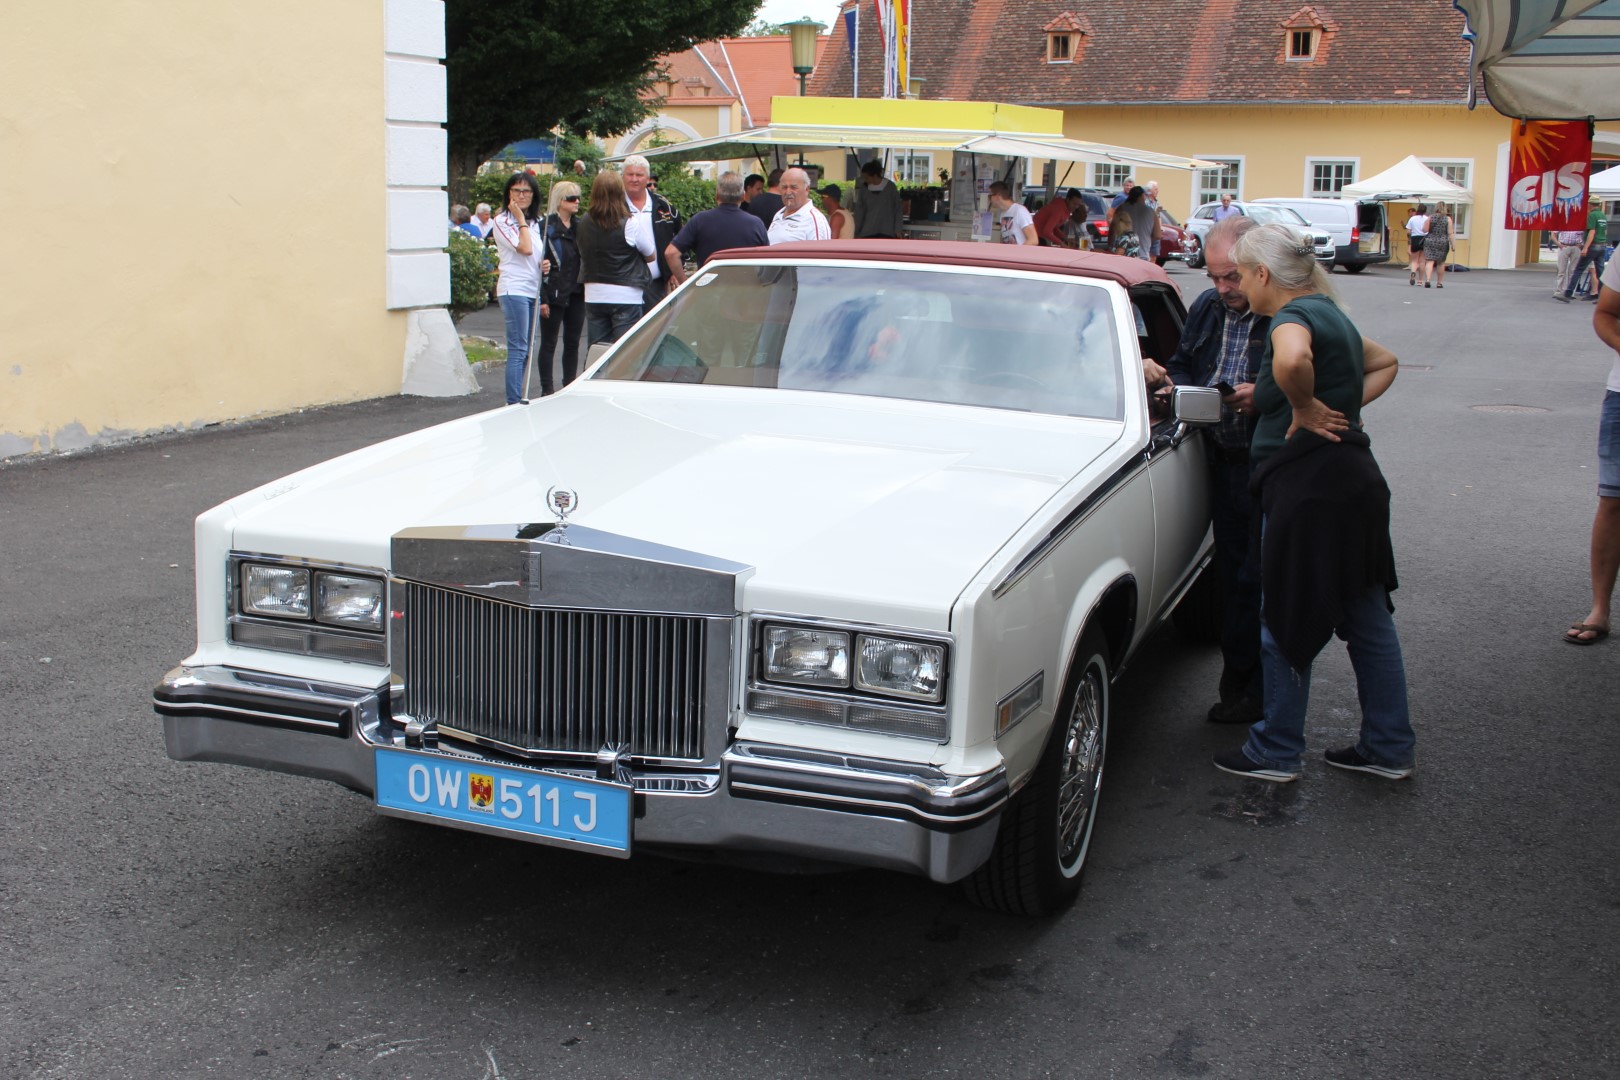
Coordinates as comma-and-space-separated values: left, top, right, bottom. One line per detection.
1453, 0, 1620, 120
608, 96, 1214, 171
1593, 162, 1620, 197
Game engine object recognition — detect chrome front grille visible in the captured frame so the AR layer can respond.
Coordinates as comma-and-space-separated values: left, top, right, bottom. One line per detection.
396, 581, 711, 761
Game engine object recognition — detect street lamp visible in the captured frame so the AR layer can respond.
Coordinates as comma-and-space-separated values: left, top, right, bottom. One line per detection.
785, 18, 826, 96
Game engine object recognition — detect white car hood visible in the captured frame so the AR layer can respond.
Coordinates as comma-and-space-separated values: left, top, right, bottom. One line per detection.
226, 383, 1127, 629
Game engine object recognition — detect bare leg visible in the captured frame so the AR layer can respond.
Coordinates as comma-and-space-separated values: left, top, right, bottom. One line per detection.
1433, 257, 1447, 287
1570, 496, 1620, 642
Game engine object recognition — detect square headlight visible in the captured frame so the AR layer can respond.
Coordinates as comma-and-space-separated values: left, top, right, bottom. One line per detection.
762, 626, 850, 689
854, 634, 945, 702
241, 564, 311, 620
315, 572, 384, 631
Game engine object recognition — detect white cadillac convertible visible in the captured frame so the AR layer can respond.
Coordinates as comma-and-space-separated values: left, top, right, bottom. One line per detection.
156, 240, 1221, 916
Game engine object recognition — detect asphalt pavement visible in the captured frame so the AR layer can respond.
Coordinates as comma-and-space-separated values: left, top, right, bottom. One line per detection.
2, 259, 1617, 1079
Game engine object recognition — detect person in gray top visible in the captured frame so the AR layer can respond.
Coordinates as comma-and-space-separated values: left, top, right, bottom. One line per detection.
852, 160, 903, 239
1126, 186, 1158, 261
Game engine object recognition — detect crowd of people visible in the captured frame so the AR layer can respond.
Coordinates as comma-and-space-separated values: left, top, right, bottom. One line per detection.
479, 156, 921, 403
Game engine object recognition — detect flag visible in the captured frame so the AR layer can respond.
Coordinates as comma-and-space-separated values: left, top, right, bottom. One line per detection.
1506, 120, 1591, 231
843, 4, 858, 97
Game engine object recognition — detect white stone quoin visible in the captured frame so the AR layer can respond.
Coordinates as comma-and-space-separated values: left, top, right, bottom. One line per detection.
385, 0, 469, 395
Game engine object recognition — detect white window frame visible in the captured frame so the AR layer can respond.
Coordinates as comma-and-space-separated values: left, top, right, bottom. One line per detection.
1304, 157, 1359, 197
891, 151, 934, 186
1194, 155, 1244, 212
1420, 158, 1474, 237
1093, 163, 1131, 191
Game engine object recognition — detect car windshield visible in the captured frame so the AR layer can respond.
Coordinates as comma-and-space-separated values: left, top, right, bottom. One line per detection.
1245, 205, 1310, 227
594, 263, 1126, 420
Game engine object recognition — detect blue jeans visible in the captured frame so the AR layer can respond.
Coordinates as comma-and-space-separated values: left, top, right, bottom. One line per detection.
587, 303, 641, 345
1243, 584, 1415, 772
499, 294, 537, 404
1209, 453, 1262, 701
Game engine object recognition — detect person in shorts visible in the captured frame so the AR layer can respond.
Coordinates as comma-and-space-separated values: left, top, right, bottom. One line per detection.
1565, 255, 1620, 644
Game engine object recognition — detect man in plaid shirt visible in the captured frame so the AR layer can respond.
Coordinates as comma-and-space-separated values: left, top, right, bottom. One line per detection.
1165, 215, 1270, 725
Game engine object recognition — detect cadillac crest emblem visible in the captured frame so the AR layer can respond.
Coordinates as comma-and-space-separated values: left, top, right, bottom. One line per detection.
545, 486, 580, 535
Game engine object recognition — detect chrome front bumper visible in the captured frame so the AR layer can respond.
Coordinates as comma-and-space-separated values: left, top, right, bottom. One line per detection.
155, 665, 1007, 884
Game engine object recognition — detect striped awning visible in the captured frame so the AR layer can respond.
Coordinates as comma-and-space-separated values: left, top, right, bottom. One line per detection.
1453, 0, 1620, 119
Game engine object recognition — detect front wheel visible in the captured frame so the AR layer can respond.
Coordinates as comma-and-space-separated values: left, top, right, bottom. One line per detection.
963, 630, 1110, 917
1184, 236, 1204, 269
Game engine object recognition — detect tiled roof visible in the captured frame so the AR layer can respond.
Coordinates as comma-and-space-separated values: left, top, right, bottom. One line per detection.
807, 0, 1472, 105
650, 46, 739, 106
712, 35, 831, 125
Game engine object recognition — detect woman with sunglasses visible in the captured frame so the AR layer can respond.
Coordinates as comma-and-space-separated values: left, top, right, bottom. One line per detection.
492, 172, 544, 403
537, 181, 585, 394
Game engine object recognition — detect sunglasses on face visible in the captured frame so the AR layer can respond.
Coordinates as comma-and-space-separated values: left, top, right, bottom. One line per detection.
562, 195, 580, 202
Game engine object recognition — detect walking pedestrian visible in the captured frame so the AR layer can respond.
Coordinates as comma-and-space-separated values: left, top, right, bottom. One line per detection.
1405, 203, 1430, 286
1422, 204, 1452, 288
576, 169, 655, 346
1212, 224, 1414, 783
1563, 255, 1620, 644
536, 181, 585, 395
491, 172, 545, 405
1556, 201, 1610, 303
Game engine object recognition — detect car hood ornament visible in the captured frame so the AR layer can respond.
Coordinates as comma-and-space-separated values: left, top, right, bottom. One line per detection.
545, 486, 580, 541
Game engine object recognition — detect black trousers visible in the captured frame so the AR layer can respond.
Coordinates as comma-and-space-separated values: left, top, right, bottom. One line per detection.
537, 289, 586, 395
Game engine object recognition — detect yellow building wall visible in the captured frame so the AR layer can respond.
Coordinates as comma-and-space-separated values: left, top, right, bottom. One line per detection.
1, 3, 406, 457
1060, 105, 1620, 268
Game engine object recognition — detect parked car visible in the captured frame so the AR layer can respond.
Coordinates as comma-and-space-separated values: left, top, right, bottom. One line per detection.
1074, 190, 1188, 266
1155, 207, 1189, 266
154, 241, 1224, 918
1181, 201, 1336, 268
1251, 197, 1390, 273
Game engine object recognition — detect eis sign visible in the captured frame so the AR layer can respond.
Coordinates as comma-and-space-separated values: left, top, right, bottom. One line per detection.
1507, 120, 1592, 231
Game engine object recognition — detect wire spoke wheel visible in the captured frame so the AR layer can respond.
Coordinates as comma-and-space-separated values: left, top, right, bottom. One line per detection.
1056, 668, 1105, 872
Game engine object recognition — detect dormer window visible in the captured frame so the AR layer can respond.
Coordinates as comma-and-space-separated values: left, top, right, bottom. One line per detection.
1281, 6, 1335, 63
1043, 12, 1091, 64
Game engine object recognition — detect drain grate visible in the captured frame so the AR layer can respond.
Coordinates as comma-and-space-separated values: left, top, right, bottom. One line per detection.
1471, 404, 1549, 413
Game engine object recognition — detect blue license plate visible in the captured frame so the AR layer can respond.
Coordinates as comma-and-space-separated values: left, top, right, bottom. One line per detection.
374, 748, 632, 856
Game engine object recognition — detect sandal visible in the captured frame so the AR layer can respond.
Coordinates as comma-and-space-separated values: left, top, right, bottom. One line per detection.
1564, 622, 1611, 646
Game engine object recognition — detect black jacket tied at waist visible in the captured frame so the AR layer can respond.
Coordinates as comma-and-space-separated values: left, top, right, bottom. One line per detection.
1251, 428, 1398, 673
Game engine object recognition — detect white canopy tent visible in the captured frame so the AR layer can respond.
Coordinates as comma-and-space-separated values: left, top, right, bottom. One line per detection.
1591, 162, 1620, 197
1341, 156, 1474, 203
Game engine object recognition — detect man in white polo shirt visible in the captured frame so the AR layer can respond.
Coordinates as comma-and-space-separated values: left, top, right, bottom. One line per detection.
767, 168, 832, 245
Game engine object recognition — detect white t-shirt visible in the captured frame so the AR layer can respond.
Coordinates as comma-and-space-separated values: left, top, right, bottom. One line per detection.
1602, 256, 1620, 393
768, 204, 832, 245
999, 204, 1034, 245
626, 193, 661, 280
583, 213, 657, 306
1406, 214, 1430, 238
492, 211, 542, 298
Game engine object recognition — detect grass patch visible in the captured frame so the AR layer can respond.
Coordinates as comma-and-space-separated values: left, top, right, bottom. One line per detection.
460, 337, 503, 366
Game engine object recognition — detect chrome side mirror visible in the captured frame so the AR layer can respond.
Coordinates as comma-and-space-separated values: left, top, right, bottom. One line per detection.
1173, 385, 1223, 425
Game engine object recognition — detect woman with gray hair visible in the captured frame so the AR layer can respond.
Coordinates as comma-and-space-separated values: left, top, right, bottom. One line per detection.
1212, 224, 1414, 784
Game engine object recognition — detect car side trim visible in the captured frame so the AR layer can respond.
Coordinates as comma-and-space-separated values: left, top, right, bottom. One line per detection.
992, 455, 1144, 598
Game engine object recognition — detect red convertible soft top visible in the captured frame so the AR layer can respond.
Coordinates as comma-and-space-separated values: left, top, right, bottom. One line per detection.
709, 238, 1175, 289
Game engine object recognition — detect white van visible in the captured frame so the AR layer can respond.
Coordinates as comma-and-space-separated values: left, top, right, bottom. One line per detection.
1251, 198, 1390, 273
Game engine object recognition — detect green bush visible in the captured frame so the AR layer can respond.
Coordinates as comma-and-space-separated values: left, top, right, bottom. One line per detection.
649, 169, 716, 221
447, 228, 496, 323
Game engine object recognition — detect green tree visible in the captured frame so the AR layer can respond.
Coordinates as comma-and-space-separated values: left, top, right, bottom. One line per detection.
446, 0, 756, 200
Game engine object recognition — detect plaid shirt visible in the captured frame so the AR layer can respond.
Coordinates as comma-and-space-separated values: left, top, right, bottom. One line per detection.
1212, 308, 1258, 450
